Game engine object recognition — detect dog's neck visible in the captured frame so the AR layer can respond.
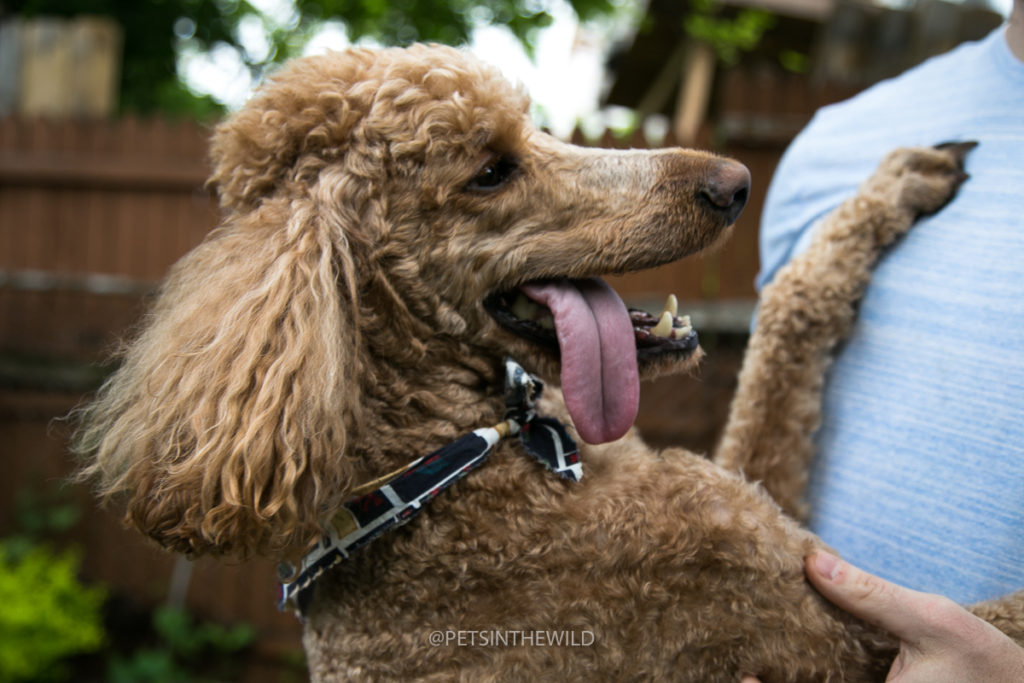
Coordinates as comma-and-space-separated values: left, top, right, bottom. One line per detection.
350, 342, 508, 482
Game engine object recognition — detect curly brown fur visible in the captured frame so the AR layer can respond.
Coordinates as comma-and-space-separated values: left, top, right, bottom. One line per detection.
73, 45, 1021, 681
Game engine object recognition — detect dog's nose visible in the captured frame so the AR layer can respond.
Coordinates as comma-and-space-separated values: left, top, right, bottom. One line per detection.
701, 160, 751, 224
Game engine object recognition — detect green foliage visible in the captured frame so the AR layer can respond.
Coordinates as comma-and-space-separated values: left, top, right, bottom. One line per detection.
153, 604, 256, 659
684, 0, 775, 65
9, 0, 623, 117
0, 484, 103, 681
298, 0, 615, 56
107, 606, 256, 683
0, 542, 107, 682
150, 78, 227, 120
779, 48, 809, 73
1, 482, 263, 681
2, 484, 80, 563
9, 0, 242, 117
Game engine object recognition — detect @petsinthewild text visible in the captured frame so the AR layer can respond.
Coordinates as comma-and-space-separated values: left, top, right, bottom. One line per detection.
429, 630, 596, 647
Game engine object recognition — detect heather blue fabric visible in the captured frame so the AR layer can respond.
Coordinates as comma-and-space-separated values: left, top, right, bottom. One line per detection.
757, 26, 1024, 604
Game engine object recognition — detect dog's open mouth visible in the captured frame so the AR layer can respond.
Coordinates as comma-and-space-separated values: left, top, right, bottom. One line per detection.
485, 285, 698, 357
484, 278, 698, 445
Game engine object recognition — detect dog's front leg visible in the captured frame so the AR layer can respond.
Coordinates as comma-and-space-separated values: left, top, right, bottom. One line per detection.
714, 142, 975, 519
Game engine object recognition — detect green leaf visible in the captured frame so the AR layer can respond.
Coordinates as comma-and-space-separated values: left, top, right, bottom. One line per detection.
0, 542, 106, 680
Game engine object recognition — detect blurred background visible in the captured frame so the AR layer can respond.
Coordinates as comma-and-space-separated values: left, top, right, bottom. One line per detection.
0, 0, 1011, 680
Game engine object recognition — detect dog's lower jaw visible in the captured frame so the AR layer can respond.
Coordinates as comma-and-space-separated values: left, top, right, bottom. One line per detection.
501, 328, 706, 384
639, 344, 706, 383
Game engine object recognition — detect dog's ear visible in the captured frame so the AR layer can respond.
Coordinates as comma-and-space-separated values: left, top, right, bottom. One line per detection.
206, 51, 376, 215
74, 194, 364, 558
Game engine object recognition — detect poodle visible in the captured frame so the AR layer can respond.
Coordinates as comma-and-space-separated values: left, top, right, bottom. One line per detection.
74, 44, 1024, 681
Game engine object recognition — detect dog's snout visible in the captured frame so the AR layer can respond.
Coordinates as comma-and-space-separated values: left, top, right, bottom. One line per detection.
701, 161, 751, 224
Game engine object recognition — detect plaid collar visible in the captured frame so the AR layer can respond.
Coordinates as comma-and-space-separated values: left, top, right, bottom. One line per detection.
278, 358, 580, 615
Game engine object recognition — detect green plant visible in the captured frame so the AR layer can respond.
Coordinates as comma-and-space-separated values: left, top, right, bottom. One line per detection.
779, 48, 810, 73
10, 485, 80, 545
11, 0, 624, 117
2, 482, 261, 681
0, 484, 103, 681
684, 0, 775, 65
107, 606, 256, 683
0, 542, 106, 682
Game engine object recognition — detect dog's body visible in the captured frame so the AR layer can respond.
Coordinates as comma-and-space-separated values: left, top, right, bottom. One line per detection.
75, 46, 1024, 680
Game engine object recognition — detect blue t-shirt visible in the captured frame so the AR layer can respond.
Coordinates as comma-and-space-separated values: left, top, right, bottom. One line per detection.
758, 26, 1024, 604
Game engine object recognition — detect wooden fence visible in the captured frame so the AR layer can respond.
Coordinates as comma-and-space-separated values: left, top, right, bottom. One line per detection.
0, 116, 217, 360
0, 116, 305, 680
0, 114, 784, 680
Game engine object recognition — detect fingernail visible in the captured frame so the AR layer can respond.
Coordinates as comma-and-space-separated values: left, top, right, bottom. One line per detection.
813, 551, 841, 581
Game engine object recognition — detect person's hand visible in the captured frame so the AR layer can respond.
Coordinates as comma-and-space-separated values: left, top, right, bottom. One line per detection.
804, 550, 1024, 682
741, 552, 1024, 682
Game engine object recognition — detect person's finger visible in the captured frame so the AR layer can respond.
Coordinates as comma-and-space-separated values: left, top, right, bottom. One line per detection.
805, 550, 949, 644
740, 677, 761, 683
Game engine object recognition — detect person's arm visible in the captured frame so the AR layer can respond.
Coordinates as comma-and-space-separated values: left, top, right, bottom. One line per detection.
805, 550, 1024, 682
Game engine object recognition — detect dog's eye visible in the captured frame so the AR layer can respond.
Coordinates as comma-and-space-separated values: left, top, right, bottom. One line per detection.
466, 156, 518, 192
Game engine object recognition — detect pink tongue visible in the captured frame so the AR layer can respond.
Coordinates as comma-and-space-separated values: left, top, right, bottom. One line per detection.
521, 279, 639, 444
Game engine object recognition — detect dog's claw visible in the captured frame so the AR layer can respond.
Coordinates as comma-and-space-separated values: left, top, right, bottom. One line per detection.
935, 140, 979, 166
936, 142, 975, 198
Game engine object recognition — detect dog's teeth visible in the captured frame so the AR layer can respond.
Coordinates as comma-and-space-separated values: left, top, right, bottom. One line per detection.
671, 316, 693, 340
510, 292, 555, 329
662, 294, 678, 318
671, 320, 693, 340
511, 294, 538, 321
651, 311, 674, 338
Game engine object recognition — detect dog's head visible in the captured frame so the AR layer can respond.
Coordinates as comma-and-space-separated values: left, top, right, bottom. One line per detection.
211, 43, 748, 444
76, 45, 748, 557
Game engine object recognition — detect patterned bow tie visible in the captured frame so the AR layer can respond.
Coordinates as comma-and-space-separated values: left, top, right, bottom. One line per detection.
278, 358, 580, 615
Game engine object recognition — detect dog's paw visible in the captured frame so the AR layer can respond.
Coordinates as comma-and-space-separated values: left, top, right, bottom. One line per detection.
871, 141, 976, 217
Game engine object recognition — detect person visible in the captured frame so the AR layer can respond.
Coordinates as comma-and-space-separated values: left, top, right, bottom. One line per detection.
751, 2, 1024, 679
